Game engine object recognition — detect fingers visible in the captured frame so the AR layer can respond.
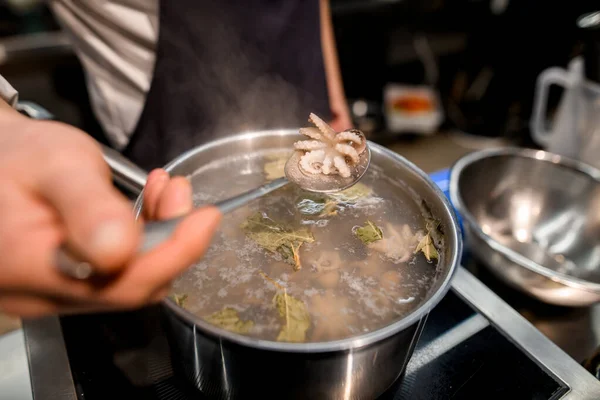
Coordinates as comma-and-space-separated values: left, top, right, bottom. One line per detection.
102, 206, 221, 308
0, 184, 220, 315
143, 170, 193, 221
155, 177, 193, 219
0, 294, 95, 318
36, 161, 140, 275
0, 291, 159, 318
0, 118, 223, 318
143, 169, 169, 220
0, 181, 104, 299
0, 294, 66, 318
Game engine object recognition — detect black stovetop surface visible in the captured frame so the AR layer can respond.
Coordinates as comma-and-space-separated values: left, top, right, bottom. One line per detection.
59, 289, 569, 400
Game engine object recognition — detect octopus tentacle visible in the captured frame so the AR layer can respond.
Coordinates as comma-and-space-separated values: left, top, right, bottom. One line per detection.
322, 154, 334, 175
294, 140, 327, 151
299, 127, 325, 141
337, 130, 366, 154
300, 150, 326, 174
333, 155, 352, 178
309, 113, 336, 140
335, 143, 360, 164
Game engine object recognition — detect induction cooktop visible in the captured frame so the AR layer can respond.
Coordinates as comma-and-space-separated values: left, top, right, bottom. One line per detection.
20, 168, 600, 399
22, 268, 600, 400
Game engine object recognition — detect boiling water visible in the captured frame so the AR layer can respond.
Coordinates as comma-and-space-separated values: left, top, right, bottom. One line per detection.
170, 148, 442, 343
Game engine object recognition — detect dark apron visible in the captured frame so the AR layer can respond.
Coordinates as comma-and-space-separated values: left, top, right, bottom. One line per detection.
122, 0, 332, 171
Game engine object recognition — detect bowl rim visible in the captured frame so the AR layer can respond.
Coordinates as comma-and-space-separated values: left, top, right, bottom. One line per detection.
449, 146, 600, 294
135, 128, 463, 353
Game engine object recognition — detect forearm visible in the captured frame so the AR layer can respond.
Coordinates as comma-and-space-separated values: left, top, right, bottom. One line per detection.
320, 0, 351, 129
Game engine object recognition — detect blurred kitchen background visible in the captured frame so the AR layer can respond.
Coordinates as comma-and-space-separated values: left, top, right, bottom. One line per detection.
2, 0, 600, 363
2, 0, 600, 157
1, 0, 598, 153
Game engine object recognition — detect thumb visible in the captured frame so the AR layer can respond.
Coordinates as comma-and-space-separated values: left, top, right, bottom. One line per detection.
37, 162, 140, 275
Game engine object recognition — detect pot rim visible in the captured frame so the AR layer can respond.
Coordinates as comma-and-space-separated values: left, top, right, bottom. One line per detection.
135, 129, 462, 353
449, 146, 600, 295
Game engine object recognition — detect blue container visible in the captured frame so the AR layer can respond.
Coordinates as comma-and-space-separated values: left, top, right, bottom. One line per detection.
428, 168, 470, 261
428, 168, 464, 237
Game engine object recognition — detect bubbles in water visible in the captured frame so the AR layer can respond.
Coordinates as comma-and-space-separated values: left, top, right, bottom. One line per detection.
173, 148, 440, 342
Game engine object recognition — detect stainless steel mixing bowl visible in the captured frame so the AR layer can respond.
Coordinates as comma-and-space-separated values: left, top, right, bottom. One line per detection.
449, 147, 600, 307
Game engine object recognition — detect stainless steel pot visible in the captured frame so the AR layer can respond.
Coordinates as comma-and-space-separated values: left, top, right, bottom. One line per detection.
103, 129, 462, 399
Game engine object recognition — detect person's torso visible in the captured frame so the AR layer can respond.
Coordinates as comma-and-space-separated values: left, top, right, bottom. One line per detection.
49, 0, 330, 171
123, 0, 331, 169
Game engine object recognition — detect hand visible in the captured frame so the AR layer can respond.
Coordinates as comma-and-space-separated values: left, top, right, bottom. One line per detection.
329, 105, 353, 132
0, 108, 221, 318
320, 0, 353, 133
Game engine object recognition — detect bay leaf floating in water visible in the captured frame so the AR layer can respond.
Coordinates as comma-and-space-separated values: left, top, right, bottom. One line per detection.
204, 307, 254, 334
170, 293, 188, 308
241, 212, 314, 271
414, 231, 439, 262
415, 201, 443, 262
355, 220, 384, 245
273, 290, 311, 343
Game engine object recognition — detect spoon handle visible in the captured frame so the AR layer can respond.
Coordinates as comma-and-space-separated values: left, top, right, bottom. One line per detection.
56, 177, 289, 280
215, 177, 289, 213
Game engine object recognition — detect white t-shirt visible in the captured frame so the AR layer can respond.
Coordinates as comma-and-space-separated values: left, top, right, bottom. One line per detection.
2, 0, 159, 150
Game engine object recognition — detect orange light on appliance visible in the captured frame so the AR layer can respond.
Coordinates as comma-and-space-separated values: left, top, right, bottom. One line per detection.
390, 95, 434, 113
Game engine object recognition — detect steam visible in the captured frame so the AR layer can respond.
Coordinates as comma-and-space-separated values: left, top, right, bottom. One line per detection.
165, 1, 323, 155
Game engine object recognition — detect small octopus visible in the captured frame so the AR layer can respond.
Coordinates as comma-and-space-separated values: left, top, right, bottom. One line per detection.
294, 113, 367, 178
369, 223, 424, 264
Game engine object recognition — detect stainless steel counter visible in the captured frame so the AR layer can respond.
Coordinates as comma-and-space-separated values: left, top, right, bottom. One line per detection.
0, 329, 33, 400
466, 259, 600, 365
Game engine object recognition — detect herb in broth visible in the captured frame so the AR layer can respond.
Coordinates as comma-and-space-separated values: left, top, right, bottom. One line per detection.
415, 218, 443, 261
414, 209, 443, 262
415, 233, 438, 261
355, 220, 384, 245
241, 212, 314, 271
204, 307, 254, 334
170, 293, 188, 308
273, 290, 311, 342
173, 149, 443, 343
